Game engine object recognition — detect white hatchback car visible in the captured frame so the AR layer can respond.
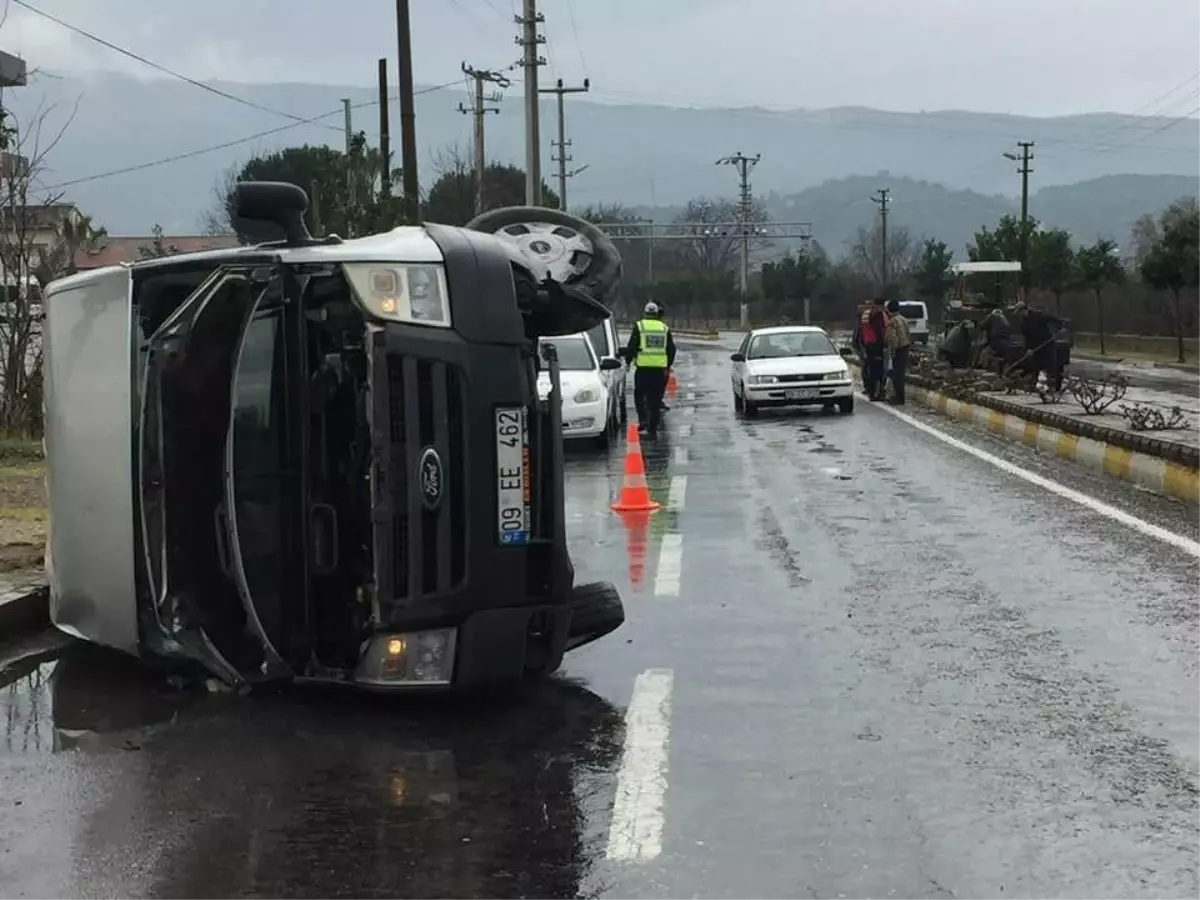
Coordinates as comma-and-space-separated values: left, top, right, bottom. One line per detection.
537, 333, 623, 448
730, 326, 854, 416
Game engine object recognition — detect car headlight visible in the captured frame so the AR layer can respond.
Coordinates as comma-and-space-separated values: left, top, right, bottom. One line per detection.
343, 263, 452, 327
748, 374, 778, 385
823, 369, 849, 381
573, 388, 600, 403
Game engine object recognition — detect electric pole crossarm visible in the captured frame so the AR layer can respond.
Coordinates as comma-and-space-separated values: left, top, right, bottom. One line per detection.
460, 62, 509, 216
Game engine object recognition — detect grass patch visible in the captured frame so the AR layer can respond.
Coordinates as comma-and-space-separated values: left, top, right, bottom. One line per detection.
0, 437, 43, 466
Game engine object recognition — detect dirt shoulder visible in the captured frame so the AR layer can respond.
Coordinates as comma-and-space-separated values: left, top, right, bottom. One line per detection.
0, 440, 46, 574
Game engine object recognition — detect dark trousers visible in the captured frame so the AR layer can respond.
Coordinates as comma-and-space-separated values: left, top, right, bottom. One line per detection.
1034, 346, 1064, 392
634, 367, 668, 435
890, 344, 910, 404
864, 345, 885, 399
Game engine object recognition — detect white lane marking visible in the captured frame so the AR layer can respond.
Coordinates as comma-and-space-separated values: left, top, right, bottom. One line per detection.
606, 668, 675, 863
674, 445, 689, 466
877, 402, 1200, 559
683, 406, 696, 416
678, 423, 693, 438
666, 475, 688, 511
653, 533, 683, 597
686, 391, 697, 401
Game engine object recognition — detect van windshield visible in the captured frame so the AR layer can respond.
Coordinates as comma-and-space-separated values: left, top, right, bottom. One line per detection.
897, 303, 926, 320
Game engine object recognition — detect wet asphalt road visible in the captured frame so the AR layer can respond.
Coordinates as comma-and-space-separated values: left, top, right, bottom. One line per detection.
2, 341, 1198, 899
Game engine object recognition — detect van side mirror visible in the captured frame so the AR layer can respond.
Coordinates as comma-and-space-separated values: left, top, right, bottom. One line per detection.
599, 356, 623, 371
730, 352, 745, 363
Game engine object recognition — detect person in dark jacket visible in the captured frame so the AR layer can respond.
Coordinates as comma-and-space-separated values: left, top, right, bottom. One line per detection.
861, 297, 889, 400
623, 302, 677, 439
1022, 306, 1067, 391
885, 299, 913, 405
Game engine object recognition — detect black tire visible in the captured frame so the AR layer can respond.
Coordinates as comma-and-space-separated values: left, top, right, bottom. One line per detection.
838, 395, 855, 414
733, 390, 744, 413
592, 410, 615, 452
619, 384, 629, 424
464, 206, 623, 307
566, 581, 625, 651
743, 398, 759, 418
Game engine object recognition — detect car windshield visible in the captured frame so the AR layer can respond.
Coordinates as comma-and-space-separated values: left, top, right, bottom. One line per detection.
748, 331, 837, 359
539, 337, 596, 371
897, 303, 926, 319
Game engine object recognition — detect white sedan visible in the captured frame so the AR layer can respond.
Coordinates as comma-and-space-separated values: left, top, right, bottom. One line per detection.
730, 326, 855, 416
537, 333, 623, 448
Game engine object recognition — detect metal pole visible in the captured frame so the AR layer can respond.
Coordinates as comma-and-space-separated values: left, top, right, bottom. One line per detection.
1018, 140, 1034, 295
716, 151, 761, 329
556, 85, 567, 207
395, 0, 419, 222
342, 98, 353, 236
377, 59, 391, 204
474, 73, 486, 214
518, 0, 545, 205
872, 188, 891, 286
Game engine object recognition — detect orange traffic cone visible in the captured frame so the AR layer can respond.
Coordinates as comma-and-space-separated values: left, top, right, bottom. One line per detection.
611, 424, 661, 513
666, 369, 679, 398
619, 509, 652, 589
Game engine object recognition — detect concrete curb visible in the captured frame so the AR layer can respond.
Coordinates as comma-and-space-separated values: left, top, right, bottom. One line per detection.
849, 362, 1199, 504
673, 330, 721, 341
0, 574, 49, 640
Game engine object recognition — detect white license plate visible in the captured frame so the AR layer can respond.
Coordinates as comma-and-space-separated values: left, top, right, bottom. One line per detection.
785, 388, 821, 400
495, 406, 530, 545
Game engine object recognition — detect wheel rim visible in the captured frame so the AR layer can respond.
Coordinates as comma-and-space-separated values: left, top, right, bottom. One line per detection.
491, 221, 594, 284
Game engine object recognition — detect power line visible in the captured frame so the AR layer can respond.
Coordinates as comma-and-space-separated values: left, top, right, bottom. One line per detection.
11, 0, 342, 134
39, 81, 462, 192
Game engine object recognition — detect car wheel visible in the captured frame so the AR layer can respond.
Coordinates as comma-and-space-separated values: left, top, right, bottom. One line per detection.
838, 396, 855, 414
822, 401, 835, 414
592, 408, 615, 451
733, 390, 744, 412
464, 206, 623, 309
743, 398, 759, 417
619, 384, 629, 423
565, 580, 625, 651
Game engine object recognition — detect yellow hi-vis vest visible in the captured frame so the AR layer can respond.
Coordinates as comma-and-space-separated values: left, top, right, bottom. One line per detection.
635, 318, 670, 368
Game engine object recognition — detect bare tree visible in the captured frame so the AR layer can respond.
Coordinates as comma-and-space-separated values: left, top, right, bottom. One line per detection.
199, 164, 238, 237
0, 99, 80, 435
846, 221, 920, 285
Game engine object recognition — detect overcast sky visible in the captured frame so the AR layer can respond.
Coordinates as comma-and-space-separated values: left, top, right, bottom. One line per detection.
3, 0, 1199, 117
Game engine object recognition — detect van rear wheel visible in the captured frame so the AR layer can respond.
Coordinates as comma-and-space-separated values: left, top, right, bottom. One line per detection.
566, 581, 625, 652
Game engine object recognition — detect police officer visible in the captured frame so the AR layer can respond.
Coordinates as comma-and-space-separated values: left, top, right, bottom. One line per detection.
623, 301, 676, 439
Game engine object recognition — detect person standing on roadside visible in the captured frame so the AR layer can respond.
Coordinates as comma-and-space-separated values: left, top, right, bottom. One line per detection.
885, 298, 913, 405
623, 301, 677, 439
861, 297, 889, 401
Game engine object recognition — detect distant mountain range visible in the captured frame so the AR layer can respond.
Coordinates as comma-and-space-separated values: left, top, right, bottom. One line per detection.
6, 72, 1197, 244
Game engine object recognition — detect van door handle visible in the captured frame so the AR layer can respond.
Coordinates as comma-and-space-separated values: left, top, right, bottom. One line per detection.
310, 503, 338, 575
213, 504, 234, 578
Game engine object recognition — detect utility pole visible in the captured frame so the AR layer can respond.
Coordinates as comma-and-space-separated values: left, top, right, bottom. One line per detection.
515, 0, 546, 205
871, 188, 891, 286
1004, 140, 1035, 293
377, 59, 392, 203
716, 151, 761, 328
458, 63, 509, 216
540, 77, 589, 210
342, 98, 354, 236
395, 0, 420, 223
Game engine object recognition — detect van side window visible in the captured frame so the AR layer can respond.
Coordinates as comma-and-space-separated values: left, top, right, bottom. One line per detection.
586, 321, 611, 358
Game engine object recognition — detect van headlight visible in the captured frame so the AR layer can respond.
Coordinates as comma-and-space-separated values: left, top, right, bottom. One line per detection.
823, 369, 849, 380
748, 374, 778, 385
343, 263, 452, 328
355, 628, 457, 686
573, 388, 599, 403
